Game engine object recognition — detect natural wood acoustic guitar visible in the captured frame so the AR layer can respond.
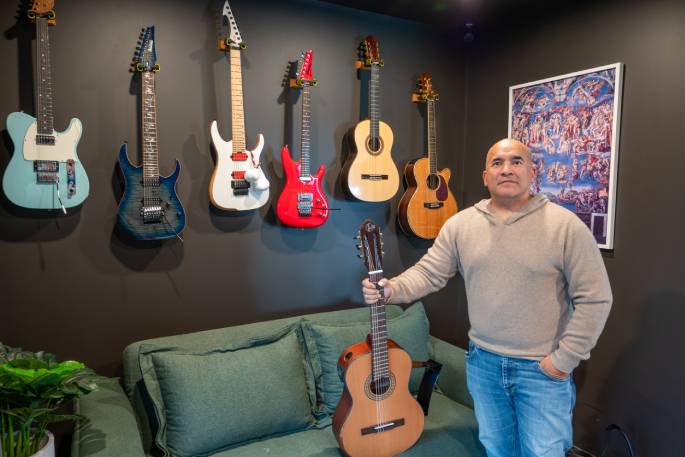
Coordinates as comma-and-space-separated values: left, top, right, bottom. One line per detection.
398, 74, 458, 239
333, 220, 424, 457
342, 36, 399, 202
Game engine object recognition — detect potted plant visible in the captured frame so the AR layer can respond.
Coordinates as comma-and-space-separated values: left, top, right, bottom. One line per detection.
0, 343, 98, 457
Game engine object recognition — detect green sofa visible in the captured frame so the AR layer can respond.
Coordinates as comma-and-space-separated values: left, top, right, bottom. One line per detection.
71, 303, 485, 457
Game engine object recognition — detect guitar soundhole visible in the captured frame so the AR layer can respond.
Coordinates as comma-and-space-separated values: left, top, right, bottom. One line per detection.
366, 136, 383, 155
364, 373, 396, 400
426, 173, 440, 190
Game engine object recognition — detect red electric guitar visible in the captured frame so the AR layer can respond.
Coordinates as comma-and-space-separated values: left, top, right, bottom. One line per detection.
276, 50, 329, 228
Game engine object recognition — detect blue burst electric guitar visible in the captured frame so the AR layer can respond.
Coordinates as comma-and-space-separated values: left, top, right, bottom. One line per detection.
116, 26, 186, 241
2, 0, 89, 213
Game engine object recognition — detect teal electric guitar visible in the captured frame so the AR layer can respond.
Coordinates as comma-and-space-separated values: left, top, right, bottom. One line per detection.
2, 0, 89, 212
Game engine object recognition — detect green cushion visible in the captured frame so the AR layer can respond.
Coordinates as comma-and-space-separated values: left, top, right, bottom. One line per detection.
205, 391, 485, 457
139, 324, 316, 457
302, 302, 430, 416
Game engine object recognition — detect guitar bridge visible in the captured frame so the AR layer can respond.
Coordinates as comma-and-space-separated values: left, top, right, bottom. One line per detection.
36, 173, 58, 183
360, 418, 405, 436
361, 174, 389, 181
141, 199, 164, 223
423, 202, 444, 209
297, 193, 313, 216
231, 179, 250, 196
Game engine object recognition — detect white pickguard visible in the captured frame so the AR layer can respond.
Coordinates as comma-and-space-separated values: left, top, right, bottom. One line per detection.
209, 120, 270, 211
22, 119, 82, 162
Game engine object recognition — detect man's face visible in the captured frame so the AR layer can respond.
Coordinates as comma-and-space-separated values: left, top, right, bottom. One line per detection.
482, 140, 535, 203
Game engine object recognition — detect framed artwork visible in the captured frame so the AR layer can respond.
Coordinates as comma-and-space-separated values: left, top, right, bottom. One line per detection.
508, 63, 624, 249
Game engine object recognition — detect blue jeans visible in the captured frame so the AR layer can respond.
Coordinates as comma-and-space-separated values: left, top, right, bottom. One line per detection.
465, 341, 575, 457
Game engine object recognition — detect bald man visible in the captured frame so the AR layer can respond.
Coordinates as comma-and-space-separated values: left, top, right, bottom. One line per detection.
362, 139, 612, 457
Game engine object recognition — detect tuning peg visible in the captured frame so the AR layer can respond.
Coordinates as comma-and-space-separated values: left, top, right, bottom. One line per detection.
357, 254, 365, 259
382, 251, 386, 256
356, 244, 362, 250
354, 235, 360, 240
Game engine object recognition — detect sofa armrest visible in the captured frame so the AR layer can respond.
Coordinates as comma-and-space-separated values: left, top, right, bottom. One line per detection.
71, 377, 146, 457
430, 336, 474, 409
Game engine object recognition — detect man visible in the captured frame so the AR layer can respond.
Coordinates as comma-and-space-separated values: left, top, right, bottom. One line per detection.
362, 139, 612, 457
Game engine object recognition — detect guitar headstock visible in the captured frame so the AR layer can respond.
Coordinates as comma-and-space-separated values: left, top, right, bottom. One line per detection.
219, 0, 246, 50
414, 73, 439, 103
356, 219, 384, 277
360, 35, 383, 68
134, 26, 159, 73
292, 50, 316, 88
28, 0, 56, 24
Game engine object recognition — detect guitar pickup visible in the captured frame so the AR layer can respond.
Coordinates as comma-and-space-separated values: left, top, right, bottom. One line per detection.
34, 160, 59, 172
35, 135, 56, 145
231, 180, 250, 190
231, 171, 246, 179
231, 152, 248, 161
36, 173, 58, 183
361, 418, 405, 436
361, 174, 389, 181
424, 202, 444, 209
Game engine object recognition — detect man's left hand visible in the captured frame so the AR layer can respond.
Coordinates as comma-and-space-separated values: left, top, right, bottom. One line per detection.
540, 355, 569, 380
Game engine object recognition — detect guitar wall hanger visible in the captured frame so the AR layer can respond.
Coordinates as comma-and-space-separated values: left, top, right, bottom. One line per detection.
218, 37, 247, 51
27, 9, 56, 25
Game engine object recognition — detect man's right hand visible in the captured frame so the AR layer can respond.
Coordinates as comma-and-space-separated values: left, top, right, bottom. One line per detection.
361, 278, 392, 305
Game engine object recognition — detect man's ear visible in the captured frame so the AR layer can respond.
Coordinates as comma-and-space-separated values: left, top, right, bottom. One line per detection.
482, 169, 488, 186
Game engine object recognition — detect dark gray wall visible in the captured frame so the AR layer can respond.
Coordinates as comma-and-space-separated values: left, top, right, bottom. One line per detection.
0, 0, 467, 379
463, 1, 685, 455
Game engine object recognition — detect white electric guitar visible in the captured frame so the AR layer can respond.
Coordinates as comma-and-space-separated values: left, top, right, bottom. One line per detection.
209, 1, 269, 211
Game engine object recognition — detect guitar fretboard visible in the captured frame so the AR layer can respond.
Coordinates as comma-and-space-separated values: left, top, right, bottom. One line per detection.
427, 100, 437, 174
36, 17, 54, 136
368, 269, 389, 380
141, 71, 160, 184
300, 83, 312, 178
369, 64, 381, 144
229, 48, 246, 153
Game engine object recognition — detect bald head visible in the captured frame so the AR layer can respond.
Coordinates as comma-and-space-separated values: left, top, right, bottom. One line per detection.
485, 139, 532, 167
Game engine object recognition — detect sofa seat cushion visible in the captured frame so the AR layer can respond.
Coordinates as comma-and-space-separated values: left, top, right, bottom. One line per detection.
302, 302, 431, 416
139, 324, 316, 457
207, 391, 485, 457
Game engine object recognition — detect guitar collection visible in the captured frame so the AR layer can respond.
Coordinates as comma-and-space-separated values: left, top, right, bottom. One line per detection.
3, 0, 458, 241
3, 2, 449, 454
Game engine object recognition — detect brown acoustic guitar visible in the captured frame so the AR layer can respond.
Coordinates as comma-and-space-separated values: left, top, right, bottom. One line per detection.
342, 36, 400, 202
333, 220, 424, 457
398, 74, 458, 239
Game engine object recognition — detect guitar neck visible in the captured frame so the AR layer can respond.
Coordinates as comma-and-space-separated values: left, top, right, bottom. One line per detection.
141, 71, 160, 183
427, 99, 437, 174
369, 63, 381, 142
368, 270, 389, 380
229, 48, 246, 152
35, 17, 54, 136
300, 83, 312, 178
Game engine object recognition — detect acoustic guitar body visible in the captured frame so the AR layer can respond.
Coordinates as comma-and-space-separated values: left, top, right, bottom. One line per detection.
398, 157, 458, 239
343, 120, 399, 202
333, 338, 424, 457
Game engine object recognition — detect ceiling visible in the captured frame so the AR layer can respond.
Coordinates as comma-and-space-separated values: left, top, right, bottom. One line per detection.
319, 0, 599, 30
